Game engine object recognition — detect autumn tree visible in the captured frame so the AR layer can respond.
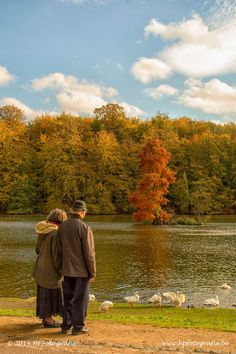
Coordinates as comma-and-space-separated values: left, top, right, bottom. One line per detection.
80, 130, 126, 213
0, 105, 24, 125
2, 103, 236, 216
28, 113, 83, 211
171, 171, 190, 214
129, 138, 176, 224
0, 105, 33, 212
93, 103, 137, 141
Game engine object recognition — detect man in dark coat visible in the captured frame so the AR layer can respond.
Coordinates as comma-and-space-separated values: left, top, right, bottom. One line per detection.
58, 200, 96, 335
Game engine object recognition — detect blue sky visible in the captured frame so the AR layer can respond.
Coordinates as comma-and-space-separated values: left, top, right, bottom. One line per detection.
0, 0, 236, 123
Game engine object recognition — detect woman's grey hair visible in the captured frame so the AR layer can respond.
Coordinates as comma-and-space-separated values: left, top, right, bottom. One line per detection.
47, 208, 67, 224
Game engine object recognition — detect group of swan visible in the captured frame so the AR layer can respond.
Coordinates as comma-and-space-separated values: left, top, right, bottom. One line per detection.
202, 283, 232, 307
123, 291, 186, 307
162, 291, 186, 307
89, 282, 233, 311
89, 294, 114, 312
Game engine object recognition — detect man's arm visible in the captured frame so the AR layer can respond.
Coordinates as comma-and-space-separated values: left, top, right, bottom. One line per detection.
82, 226, 96, 279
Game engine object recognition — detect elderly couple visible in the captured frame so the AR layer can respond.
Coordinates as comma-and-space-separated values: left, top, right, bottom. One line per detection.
33, 200, 96, 335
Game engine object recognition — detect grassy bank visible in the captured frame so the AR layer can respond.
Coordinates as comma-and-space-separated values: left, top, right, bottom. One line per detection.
0, 297, 236, 332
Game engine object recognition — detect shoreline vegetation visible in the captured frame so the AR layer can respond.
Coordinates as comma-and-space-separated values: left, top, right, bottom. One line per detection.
0, 297, 236, 332
0, 213, 220, 225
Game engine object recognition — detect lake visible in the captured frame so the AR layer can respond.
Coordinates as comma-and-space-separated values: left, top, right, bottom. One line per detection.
0, 214, 236, 308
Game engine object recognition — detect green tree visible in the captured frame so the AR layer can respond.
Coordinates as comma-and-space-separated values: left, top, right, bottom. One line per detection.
7, 175, 37, 213
171, 172, 190, 214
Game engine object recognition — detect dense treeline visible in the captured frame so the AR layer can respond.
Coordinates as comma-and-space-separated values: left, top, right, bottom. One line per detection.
1, 103, 236, 215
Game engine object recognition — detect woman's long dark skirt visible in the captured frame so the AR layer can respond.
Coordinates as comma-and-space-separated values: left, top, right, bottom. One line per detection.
36, 285, 63, 319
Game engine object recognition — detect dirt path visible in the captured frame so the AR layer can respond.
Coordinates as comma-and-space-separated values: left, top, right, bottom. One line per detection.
0, 317, 235, 354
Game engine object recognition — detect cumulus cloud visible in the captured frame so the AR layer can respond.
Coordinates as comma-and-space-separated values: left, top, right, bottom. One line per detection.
57, 91, 107, 115
144, 14, 209, 42
130, 57, 171, 84
144, 84, 178, 99
0, 97, 57, 120
179, 78, 236, 115
32, 73, 118, 115
132, 4, 236, 82
32, 72, 145, 116
0, 66, 15, 86
161, 23, 236, 77
119, 101, 146, 117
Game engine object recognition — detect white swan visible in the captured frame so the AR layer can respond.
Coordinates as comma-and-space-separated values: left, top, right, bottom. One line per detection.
203, 295, 220, 307
148, 293, 162, 306
99, 300, 113, 312
124, 292, 140, 306
173, 293, 186, 307
172, 292, 186, 307
220, 283, 231, 290
89, 294, 96, 302
178, 293, 186, 305
162, 291, 177, 304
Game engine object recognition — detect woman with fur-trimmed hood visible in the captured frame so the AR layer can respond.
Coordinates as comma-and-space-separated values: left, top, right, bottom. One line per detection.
33, 208, 67, 328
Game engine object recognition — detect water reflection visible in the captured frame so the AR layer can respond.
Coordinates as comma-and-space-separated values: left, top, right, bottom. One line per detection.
0, 215, 236, 307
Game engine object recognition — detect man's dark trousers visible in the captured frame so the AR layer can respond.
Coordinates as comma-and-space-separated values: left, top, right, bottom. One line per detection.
62, 276, 89, 329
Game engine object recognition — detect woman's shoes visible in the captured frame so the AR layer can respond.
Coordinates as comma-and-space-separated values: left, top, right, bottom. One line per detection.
43, 319, 61, 328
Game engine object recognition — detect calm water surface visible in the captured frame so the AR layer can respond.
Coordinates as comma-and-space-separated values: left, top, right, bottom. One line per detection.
0, 214, 236, 308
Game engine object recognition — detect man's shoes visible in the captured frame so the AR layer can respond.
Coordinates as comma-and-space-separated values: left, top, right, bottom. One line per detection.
72, 326, 89, 335
61, 324, 71, 334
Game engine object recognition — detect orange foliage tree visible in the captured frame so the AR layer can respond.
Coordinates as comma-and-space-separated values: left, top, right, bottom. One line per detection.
129, 138, 176, 224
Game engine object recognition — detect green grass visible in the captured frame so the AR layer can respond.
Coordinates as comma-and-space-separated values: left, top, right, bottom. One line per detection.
87, 302, 236, 332
0, 298, 236, 332
0, 308, 35, 316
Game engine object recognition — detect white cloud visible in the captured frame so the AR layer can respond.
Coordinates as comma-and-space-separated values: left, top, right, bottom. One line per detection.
119, 101, 146, 117
207, 0, 236, 30
57, 91, 107, 115
144, 14, 209, 42
161, 24, 236, 77
133, 5, 236, 82
32, 73, 118, 115
144, 84, 178, 99
0, 66, 15, 86
32, 73, 145, 117
130, 57, 172, 84
179, 78, 236, 115
0, 97, 57, 120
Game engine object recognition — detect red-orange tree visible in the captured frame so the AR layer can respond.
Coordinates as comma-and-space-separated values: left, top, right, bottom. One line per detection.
129, 138, 176, 224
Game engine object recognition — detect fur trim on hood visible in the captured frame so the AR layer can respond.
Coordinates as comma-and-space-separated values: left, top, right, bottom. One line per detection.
35, 220, 58, 235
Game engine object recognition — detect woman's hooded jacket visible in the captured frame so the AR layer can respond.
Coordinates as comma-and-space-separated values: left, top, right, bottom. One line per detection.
33, 221, 62, 289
